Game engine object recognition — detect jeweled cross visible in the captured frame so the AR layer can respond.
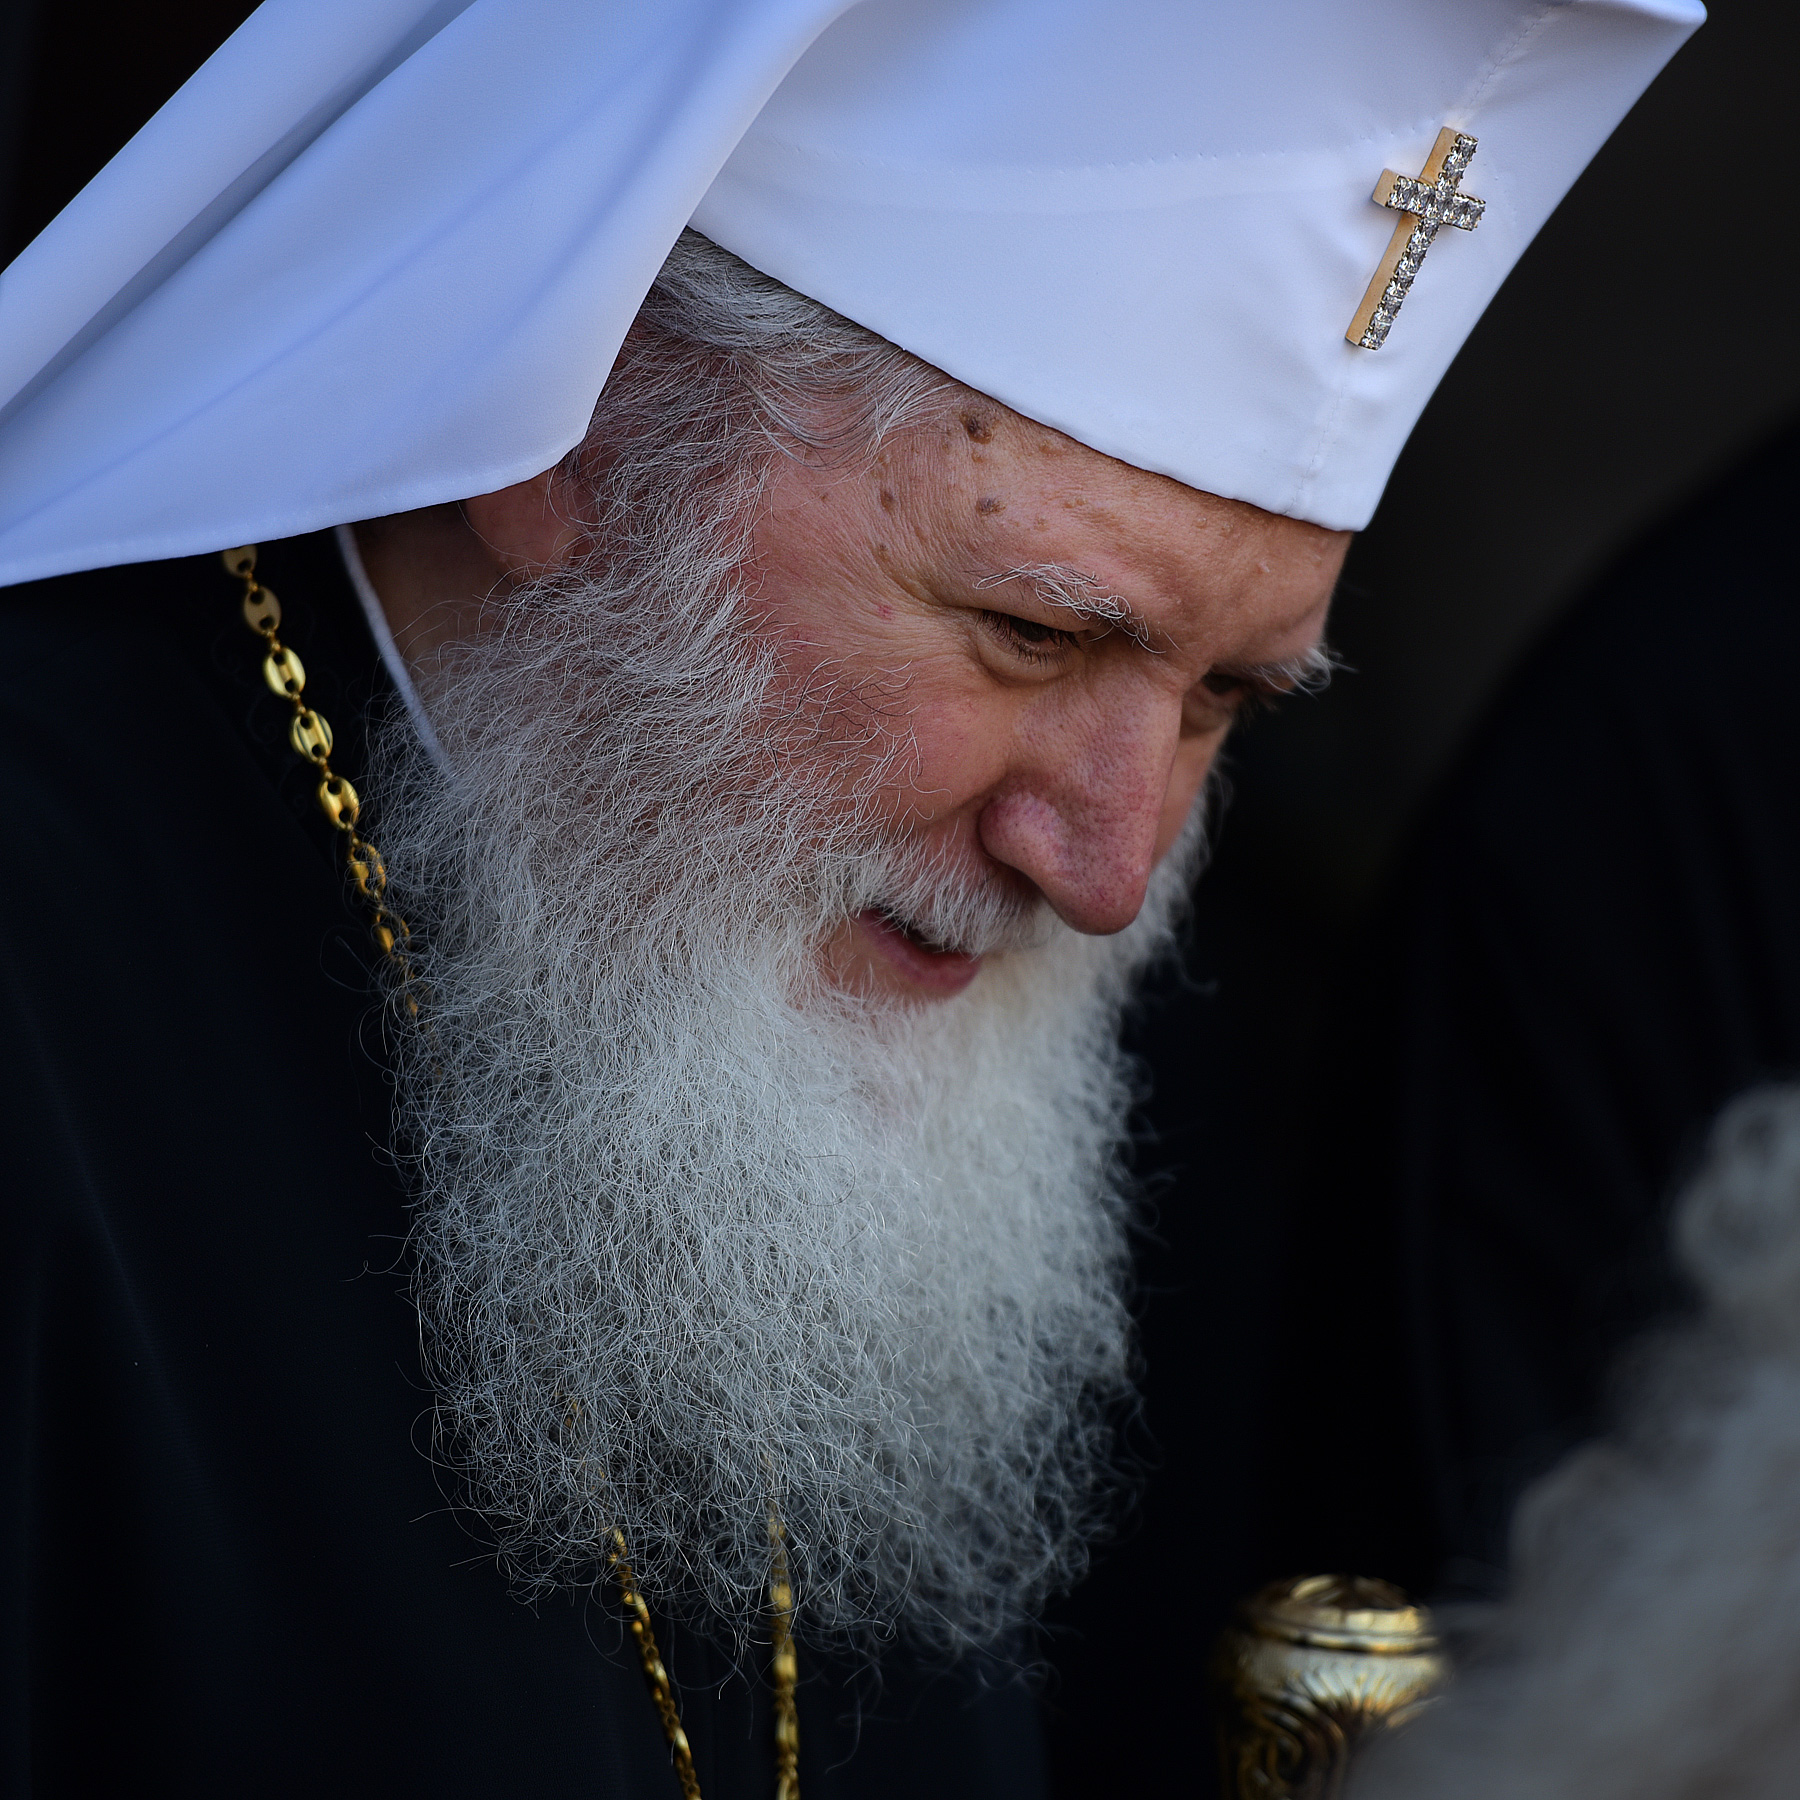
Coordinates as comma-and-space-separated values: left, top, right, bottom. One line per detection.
1346, 127, 1485, 350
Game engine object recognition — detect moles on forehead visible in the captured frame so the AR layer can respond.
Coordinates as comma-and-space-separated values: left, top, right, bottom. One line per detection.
759, 388, 1346, 670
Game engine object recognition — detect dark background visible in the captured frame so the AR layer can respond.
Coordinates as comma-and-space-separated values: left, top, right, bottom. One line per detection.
5, 2, 1798, 1793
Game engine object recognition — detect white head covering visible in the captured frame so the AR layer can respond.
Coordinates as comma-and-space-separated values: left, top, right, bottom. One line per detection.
0, 0, 1700, 587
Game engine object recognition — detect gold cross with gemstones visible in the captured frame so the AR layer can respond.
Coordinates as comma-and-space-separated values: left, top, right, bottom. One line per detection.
1347, 127, 1485, 350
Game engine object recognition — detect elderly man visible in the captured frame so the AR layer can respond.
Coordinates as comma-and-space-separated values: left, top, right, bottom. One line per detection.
0, 2, 1698, 1795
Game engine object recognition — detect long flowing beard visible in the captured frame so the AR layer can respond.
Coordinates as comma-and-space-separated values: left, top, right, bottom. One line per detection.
368, 532, 1202, 1654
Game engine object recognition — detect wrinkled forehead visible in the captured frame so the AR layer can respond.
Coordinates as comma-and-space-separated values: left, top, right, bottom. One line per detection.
863, 400, 1351, 640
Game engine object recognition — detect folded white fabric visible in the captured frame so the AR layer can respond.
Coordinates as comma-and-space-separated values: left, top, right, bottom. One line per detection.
0, 0, 1701, 587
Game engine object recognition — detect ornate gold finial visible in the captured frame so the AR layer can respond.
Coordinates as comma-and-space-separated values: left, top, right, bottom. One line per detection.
1212, 1574, 1447, 1799
1346, 127, 1485, 350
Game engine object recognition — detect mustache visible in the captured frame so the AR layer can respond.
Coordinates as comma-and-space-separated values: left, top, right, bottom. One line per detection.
842, 842, 1055, 960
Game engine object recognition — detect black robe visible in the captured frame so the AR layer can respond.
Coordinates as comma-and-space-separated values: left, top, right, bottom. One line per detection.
0, 533, 1045, 1797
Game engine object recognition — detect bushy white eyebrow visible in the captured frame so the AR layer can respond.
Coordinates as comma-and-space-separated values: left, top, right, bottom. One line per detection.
974, 563, 1153, 649
975, 567, 1343, 694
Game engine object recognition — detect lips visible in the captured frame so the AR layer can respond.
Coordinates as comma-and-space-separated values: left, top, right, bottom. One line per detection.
856, 907, 983, 996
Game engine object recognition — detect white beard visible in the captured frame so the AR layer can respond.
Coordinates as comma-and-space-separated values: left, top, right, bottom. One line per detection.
369, 533, 1201, 1653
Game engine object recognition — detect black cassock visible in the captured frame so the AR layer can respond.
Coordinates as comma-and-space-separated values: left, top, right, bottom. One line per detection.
0, 534, 1044, 1797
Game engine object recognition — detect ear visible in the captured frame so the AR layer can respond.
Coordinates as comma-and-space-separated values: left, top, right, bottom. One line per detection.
461, 466, 585, 577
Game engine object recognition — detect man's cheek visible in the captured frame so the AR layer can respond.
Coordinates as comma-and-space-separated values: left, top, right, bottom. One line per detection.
885, 692, 1010, 824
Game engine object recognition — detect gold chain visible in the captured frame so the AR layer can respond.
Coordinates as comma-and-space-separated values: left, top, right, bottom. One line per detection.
225, 544, 798, 1799
222, 545, 417, 1011
608, 1531, 704, 1800
769, 1512, 800, 1800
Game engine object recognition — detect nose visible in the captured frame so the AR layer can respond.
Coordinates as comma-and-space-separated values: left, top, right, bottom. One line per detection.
976, 698, 1180, 935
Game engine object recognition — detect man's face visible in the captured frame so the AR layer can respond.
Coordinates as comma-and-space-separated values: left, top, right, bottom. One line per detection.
391, 382, 1350, 1006
745, 401, 1351, 1001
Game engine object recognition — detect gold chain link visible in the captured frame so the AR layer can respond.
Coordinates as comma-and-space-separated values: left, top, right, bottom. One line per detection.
225, 544, 798, 1800
769, 1512, 800, 1800
609, 1531, 705, 1800
223, 545, 418, 1015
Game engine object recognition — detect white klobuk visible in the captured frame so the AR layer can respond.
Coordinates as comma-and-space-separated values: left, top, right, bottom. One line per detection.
0, 0, 1701, 587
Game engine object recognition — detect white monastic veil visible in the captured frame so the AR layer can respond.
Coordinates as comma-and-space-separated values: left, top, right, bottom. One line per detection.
0, 0, 1699, 590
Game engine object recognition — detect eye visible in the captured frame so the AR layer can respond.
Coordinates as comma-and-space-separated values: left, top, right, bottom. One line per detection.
1188, 667, 1285, 729
980, 610, 1082, 664
1191, 649, 1335, 731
